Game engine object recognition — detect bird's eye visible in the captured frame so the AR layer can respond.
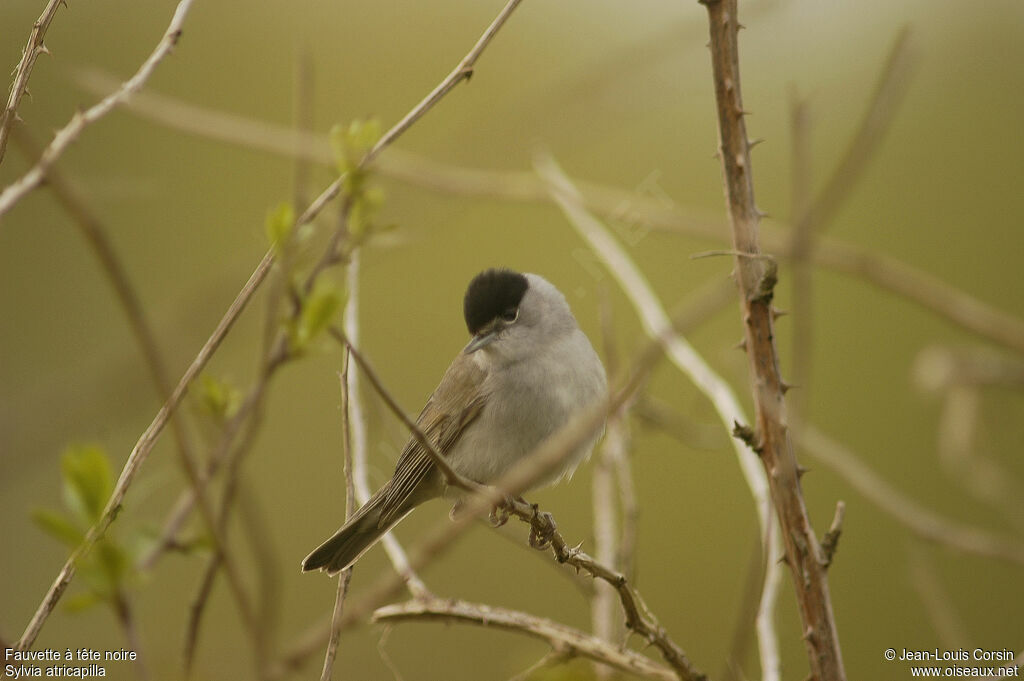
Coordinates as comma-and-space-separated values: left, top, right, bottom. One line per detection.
501, 307, 519, 323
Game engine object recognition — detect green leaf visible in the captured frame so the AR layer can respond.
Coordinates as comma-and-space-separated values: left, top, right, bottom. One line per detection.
63, 591, 102, 614
329, 117, 383, 176
32, 508, 85, 547
348, 186, 385, 242
329, 122, 352, 175
265, 201, 295, 254
61, 445, 113, 524
199, 374, 241, 422
293, 283, 342, 351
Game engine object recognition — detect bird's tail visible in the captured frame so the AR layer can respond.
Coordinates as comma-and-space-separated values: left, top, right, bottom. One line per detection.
301, 484, 408, 575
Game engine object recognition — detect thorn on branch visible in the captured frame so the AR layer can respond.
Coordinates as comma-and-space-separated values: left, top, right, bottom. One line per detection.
820, 500, 846, 568
749, 256, 778, 303
734, 337, 747, 352
732, 421, 761, 454
796, 463, 810, 479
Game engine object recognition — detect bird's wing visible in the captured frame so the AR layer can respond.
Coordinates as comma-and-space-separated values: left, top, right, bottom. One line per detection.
379, 352, 488, 525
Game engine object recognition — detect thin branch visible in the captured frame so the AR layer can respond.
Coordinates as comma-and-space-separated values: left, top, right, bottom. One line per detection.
10, 124, 200, 506
501, 500, 706, 681
820, 501, 845, 568
374, 598, 678, 681
535, 152, 781, 681
792, 27, 915, 237
320, 353, 357, 681
0, 0, 197, 220
0, 0, 65, 165
328, 327, 477, 495
91, 81, 1024, 355
799, 425, 1024, 566
112, 590, 149, 681
287, 0, 525, 241
15, 247, 274, 651
699, 2, 846, 680
592, 411, 625, 677
593, 288, 634, 678
9, 130, 262, 641
342, 251, 431, 597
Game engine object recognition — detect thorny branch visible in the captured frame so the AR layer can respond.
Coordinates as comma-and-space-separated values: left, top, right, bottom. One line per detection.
699, 1, 846, 680
0, 0, 198, 220
0, 0, 65, 165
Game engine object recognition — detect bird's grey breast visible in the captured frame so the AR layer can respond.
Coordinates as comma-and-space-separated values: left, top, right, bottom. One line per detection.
448, 328, 606, 487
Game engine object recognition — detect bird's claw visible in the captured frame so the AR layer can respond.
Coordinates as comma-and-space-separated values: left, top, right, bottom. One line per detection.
528, 510, 557, 551
488, 503, 510, 527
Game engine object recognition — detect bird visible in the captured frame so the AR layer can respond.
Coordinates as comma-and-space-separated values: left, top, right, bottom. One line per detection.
302, 268, 608, 575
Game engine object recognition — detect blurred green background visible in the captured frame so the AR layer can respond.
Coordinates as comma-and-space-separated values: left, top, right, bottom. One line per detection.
1, 0, 1022, 679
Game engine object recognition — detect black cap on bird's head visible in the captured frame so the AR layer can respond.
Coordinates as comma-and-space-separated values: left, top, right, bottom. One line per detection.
462, 269, 529, 353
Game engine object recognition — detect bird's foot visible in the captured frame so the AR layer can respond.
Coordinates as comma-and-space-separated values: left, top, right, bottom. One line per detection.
528, 507, 557, 551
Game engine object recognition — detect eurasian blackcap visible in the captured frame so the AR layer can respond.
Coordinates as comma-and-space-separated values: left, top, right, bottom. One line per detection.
302, 268, 607, 575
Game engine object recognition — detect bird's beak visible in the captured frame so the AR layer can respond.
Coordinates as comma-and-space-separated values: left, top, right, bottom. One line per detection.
464, 328, 498, 354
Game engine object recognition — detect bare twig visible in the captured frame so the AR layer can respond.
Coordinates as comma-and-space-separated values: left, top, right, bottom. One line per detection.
10, 124, 200, 499
593, 290, 633, 679
0, 0, 65, 165
790, 28, 914, 426
374, 598, 678, 681
91, 81, 1024, 356
15, 247, 274, 651
112, 590, 149, 681
820, 501, 846, 568
592, 411, 626, 677
536, 153, 781, 681
320, 353, 357, 681
799, 425, 1024, 566
792, 27, 915, 237
699, 2, 845, 679
0, 0, 197, 220
500, 499, 706, 681
138, 354, 285, 570
10, 130, 262, 644
328, 327, 477, 495
342, 252, 431, 597
287, 0, 525, 241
